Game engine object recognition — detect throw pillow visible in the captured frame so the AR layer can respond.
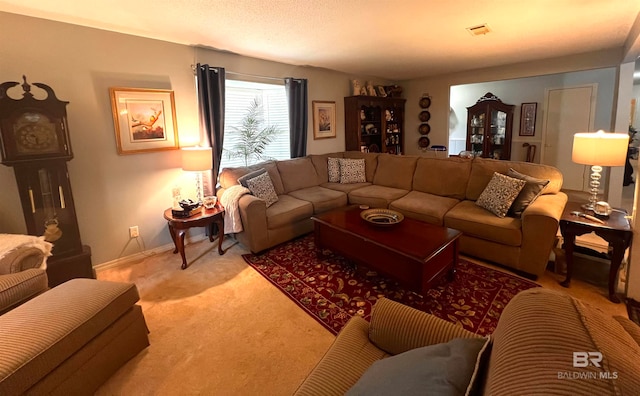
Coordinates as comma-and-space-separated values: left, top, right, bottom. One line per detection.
507, 168, 550, 217
346, 337, 490, 396
327, 157, 341, 183
476, 172, 526, 218
338, 158, 366, 184
245, 171, 278, 207
237, 168, 267, 188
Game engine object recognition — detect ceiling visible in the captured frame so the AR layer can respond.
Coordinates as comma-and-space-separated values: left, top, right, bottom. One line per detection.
1, 0, 640, 81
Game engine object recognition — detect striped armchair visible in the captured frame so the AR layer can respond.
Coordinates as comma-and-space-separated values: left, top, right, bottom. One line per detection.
0, 234, 51, 314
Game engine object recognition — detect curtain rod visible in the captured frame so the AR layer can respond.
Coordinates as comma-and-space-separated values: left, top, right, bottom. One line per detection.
191, 64, 286, 82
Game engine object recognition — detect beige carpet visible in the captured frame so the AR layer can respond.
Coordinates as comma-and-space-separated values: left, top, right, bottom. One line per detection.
95, 236, 627, 395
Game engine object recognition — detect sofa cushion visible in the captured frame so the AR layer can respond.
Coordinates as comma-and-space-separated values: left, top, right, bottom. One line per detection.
412, 157, 471, 200
0, 279, 141, 395
390, 191, 459, 226
445, 200, 522, 246
373, 154, 417, 190
476, 172, 526, 218
343, 151, 379, 182
288, 186, 348, 214
507, 168, 550, 217
266, 195, 314, 229
245, 171, 279, 207
321, 182, 371, 193
328, 157, 341, 182
219, 161, 285, 195
614, 316, 640, 347
0, 269, 48, 314
277, 157, 319, 193
346, 337, 489, 396
466, 157, 562, 201
484, 288, 640, 395
348, 185, 409, 208
339, 158, 366, 184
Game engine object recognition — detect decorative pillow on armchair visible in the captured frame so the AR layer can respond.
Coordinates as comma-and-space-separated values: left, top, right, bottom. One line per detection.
244, 171, 279, 207
476, 172, 526, 218
338, 158, 366, 184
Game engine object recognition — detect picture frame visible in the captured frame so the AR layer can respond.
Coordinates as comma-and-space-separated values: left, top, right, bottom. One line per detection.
109, 87, 180, 154
376, 85, 387, 97
312, 101, 336, 139
519, 102, 537, 136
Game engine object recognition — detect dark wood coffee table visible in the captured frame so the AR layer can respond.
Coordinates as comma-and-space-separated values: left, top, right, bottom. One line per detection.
312, 206, 461, 295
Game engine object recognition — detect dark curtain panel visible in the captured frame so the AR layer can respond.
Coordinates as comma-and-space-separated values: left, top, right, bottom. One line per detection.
196, 63, 225, 194
284, 77, 308, 158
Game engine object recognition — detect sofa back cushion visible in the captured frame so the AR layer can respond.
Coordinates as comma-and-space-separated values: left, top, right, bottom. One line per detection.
219, 161, 285, 195
373, 154, 417, 190
466, 158, 563, 201
277, 157, 319, 193
485, 288, 640, 395
343, 151, 379, 182
413, 157, 471, 200
309, 152, 345, 184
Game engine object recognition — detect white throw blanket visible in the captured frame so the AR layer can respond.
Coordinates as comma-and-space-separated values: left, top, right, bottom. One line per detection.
0, 233, 52, 273
220, 185, 251, 234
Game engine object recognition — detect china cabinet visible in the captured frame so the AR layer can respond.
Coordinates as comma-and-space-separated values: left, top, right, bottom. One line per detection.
0, 76, 93, 286
344, 96, 405, 155
465, 92, 514, 160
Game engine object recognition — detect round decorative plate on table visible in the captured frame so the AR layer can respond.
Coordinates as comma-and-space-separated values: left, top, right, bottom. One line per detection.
418, 123, 431, 135
361, 208, 404, 226
419, 110, 431, 122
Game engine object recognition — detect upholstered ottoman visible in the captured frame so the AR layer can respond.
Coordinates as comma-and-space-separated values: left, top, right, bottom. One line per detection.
0, 278, 149, 395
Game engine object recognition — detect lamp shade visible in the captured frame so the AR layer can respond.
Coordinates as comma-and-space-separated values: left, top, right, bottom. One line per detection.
181, 147, 213, 171
571, 130, 628, 166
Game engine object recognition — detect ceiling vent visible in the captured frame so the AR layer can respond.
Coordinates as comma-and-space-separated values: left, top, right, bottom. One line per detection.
466, 23, 491, 36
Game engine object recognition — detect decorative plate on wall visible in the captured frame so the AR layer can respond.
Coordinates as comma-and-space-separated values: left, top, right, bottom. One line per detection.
419, 97, 431, 109
419, 111, 431, 122
418, 136, 430, 148
418, 123, 431, 135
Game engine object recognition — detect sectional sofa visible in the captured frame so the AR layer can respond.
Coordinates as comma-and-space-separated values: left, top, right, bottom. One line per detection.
218, 152, 567, 278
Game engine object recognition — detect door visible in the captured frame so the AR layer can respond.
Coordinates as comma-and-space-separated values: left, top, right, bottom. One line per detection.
541, 84, 597, 191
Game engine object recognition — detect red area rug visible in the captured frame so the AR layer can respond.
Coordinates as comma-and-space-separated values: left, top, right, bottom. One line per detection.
243, 234, 539, 336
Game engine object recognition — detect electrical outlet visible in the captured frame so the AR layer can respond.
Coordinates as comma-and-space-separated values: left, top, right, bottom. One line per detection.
129, 226, 139, 238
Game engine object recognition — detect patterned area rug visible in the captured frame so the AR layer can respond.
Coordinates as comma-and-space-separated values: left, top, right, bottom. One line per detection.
243, 234, 539, 336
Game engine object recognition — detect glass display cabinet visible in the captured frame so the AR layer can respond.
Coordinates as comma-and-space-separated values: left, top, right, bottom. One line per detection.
465, 92, 514, 160
344, 96, 405, 155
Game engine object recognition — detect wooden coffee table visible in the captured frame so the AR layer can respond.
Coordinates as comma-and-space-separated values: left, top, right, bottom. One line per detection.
312, 206, 461, 295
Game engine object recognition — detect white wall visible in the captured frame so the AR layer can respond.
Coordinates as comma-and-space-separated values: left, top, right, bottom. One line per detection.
0, 12, 388, 264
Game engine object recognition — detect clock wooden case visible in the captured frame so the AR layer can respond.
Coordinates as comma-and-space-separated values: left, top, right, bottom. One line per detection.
0, 76, 93, 286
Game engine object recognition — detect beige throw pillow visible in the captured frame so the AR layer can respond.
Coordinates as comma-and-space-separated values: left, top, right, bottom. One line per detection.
476, 172, 526, 218
338, 158, 366, 184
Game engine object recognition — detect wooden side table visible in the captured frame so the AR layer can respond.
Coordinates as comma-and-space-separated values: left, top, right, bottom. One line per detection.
559, 201, 632, 303
163, 205, 225, 269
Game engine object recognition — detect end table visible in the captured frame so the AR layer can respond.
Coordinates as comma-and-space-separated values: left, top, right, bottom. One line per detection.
163, 205, 225, 269
559, 201, 632, 303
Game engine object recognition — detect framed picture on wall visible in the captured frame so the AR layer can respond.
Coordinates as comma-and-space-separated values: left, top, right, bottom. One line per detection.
519, 102, 537, 136
312, 101, 336, 139
109, 87, 180, 154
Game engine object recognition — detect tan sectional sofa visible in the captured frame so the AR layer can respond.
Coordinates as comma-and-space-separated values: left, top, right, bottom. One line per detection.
294, 288, 640, 395
218, 152, 568, 278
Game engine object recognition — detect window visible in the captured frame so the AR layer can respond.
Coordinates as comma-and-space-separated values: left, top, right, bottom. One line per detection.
219, 79, 290, 170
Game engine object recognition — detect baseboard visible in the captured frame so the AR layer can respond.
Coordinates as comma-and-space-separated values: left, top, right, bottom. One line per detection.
94, 234, 208, 273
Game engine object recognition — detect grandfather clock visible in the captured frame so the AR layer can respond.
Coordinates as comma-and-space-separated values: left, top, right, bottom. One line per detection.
0, 76, 93, 286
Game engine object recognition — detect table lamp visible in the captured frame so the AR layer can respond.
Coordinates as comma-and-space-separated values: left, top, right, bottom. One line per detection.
181, 146, 213, 204
571, 130, 628, 214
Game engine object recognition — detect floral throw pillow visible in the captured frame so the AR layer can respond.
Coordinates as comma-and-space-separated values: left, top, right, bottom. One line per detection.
245, 171, 278, 207
338, 158, 366, 184
476, 172, 526, 218
328, 157, 341, 183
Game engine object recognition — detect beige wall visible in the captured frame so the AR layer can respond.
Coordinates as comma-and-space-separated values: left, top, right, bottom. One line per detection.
0, 12, 387, 264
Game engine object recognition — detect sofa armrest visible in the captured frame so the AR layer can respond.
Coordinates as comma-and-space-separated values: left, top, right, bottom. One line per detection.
0, 269, 48, 314
368, 298, 480, 355
237, 194, 270, 253
519, 192, 568, 277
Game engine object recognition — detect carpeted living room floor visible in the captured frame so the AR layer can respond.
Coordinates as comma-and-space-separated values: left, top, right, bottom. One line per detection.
94, 235, 628, 395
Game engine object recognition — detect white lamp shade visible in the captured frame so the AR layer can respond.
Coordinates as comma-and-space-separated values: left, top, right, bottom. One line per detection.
571, 130, 628, 167
181, 147, 213, 171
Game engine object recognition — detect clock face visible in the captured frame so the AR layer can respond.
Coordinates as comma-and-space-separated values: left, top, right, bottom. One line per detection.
13, 112, 61, 154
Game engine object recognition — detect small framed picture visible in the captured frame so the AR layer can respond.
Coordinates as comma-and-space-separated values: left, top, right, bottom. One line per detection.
109, 87, 180, 154
312, 101, 336, 139
519, 102, 537, 136
377, 86, 387, 97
